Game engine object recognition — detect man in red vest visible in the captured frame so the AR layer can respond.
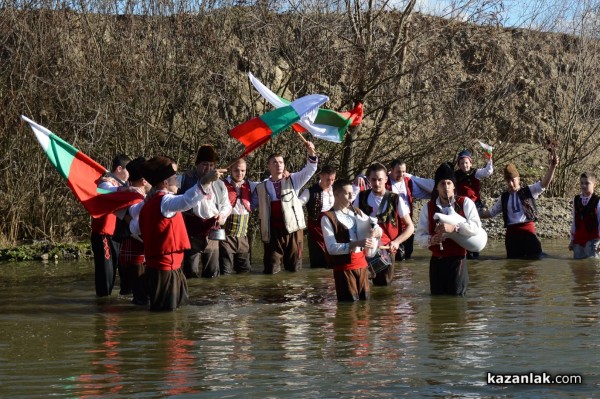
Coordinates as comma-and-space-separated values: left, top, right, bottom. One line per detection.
91, 154, 130, 297
355, 162, 414, 286
220, 158, 257, 273
415, 163, 482, 296
139, 156, 224, 310
569, 171, 600, 259
321, 179, 382, 301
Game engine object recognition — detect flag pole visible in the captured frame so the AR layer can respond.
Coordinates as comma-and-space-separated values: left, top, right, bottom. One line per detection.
295, 131, 309, 145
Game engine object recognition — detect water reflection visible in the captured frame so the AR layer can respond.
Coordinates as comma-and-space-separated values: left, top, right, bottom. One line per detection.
569, 260, 600, 327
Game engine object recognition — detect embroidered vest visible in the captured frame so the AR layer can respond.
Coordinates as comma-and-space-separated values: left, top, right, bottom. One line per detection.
501, 186, 538, 228
357, 189, 402, 244
306, 183, 325, 222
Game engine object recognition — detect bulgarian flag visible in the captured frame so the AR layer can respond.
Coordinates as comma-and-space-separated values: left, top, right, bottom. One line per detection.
478, 140, 493, 159
230, 93, 328, 156
249, 72, 363, 143
21, 116, 143, 218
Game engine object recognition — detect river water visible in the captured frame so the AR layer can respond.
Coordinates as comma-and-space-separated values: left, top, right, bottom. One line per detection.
0, 240, 598, 398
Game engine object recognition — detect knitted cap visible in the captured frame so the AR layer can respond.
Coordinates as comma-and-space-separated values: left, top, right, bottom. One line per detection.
195, 144, 218, 164
434, 162, 456, 187
126, 156, 146, 182
457, 150, 472, 161
140, 156, 176, 186
504, 163, 520, 180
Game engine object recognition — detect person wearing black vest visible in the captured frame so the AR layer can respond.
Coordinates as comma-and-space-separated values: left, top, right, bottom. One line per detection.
178, 145, 232, 278
481, 154, 558, 259
299, 165, 336, 268
354, 162, 414, 286
321, 179, 382, 301
415, 163, 482, 296
569, 172, 600, 259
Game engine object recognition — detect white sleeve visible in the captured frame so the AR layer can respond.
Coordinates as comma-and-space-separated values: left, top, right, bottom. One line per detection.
290, 157, 318, 193
456, 198, 481, 236
488, 197, 502, 218
160, 185, 203, 217
397, 196, 409, 217
474, 159, 493, 179
98, 181, 118, 192
299, 189, 310, 205
408, 175, 434, 199
321, 215, 351, 255
529, 181, 545, 199
414, 204, 431, 247
570, 198, 576, 241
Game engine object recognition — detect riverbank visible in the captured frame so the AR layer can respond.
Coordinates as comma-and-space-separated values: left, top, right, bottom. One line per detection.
0, 196, 573, 262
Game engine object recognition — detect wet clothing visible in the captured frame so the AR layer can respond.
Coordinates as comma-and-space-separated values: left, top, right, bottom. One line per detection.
299, 183, 335, 268
322, 208, 377, 301
179, 172, 232, 278
488, 182, 545, 259
571, 194, 600, 259
219, 177, 257, 274
415, 196, 481, 296
139, 185, 204, 311
355, 189, 409, 286
254, 157, 317, 273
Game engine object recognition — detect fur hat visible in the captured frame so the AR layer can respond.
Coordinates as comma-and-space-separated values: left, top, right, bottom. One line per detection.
126, 156, 146, 182
195, 144, 218, 165
140, 156, 176, 186
504, 163, 520, 180
457, 150, 472, 161
434, 162, 456, 187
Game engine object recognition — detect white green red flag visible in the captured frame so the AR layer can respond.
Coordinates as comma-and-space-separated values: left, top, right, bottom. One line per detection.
478, 140, 493, 159
22, 115, 143, 218
229, 93, 328, 156
249, 73, 363, 143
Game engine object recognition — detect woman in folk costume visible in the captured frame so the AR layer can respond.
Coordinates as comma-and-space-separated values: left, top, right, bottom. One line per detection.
139, 156, 224, 311
415, 163, 482, 296
569, 172, 600, 259
321, 179, 382, 301
481, 153, 558, 260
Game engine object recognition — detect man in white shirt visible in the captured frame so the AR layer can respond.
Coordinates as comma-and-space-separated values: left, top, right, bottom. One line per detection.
178, 145, 232, 278
220, 158, 258, 273
415, 163, 482, 295
481, 154, 558, 259
354, 162, 414, 285
299, 165, 336, 268
254, 140, 318, 274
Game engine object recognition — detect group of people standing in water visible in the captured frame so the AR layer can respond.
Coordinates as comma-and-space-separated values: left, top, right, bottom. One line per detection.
88, 138, 599, 310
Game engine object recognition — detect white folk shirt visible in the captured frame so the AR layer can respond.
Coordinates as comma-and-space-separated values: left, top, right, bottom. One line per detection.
226, 176, 258, 216
321, 209, 380, 257
263, 158, 318, 201
299, 185, 335, 211
352, 191, 410, 219
487, 181, 544, 225
415, 196, 481, 247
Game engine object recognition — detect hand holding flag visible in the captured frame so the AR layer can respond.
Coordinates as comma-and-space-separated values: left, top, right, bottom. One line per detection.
229, 93, 328, 157
478, 140, 493, 159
